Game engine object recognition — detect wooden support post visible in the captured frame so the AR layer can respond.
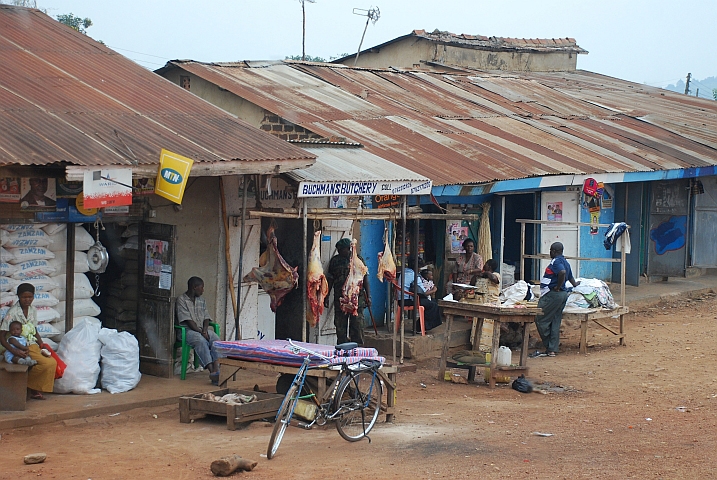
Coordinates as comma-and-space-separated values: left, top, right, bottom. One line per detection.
65, 225, 75, 331
520, 221, 525, 281
437, 313, 454, 381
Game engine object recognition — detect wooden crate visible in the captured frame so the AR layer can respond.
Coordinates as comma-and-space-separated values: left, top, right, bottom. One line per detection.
179, 389, 284, 430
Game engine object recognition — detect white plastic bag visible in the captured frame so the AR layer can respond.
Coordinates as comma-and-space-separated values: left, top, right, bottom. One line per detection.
47, 251, 90, 274
54, 319, 102, 394
24, 275, 58, 292
48, 226, 94, 252
0, 275, 19, 292
1, 261, 17, 277
6, 246, 55, 264
32, 291, 60, 307
36, 322, 62, 337
36, 306, 61, 323
500, 280, 530, 306
99, 328, 141, 394
500, 263, 516, 287
50, 273, 94, 300
1, 224, 46, 232
2, 228, 52, 248
11, 259, 56, 280
42, 223, 66, 235
0, 247, 15, 263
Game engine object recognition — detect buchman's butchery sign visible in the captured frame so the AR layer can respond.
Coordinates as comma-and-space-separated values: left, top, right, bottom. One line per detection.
298, 180, 432, 198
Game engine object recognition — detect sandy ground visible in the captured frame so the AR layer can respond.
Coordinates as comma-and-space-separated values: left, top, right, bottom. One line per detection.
1, 293, 717, 479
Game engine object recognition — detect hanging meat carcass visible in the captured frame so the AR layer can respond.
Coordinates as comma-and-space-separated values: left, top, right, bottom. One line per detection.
306, 230, 328, 327
243, 226, 298, 312
339, 239, 368, 316
376, 228, 396, 283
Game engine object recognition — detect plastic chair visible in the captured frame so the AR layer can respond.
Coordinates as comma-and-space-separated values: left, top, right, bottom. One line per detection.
393, 284, 426, 336
173, 322, 220, 380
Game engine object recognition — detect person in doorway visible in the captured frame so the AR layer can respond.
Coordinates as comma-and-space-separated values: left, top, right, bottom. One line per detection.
324, 238, 371, 345
0, 283, 57, 400
176, 277, 221, 384
401, 257, 442, 332
530, 242, 580, 358
449, 238, 483, 286
479, 259, 501, 303
20, 177, 56, 207
4, 321, 38, 366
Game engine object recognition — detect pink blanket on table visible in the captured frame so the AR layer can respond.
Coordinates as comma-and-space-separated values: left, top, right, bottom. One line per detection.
213, 339, 384, 367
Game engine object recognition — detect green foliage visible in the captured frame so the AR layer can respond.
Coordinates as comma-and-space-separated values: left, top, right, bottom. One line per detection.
285, 55, 326, 62
713, 89, 717, 101
330, 53, 351, 60
56, 13, 93, 34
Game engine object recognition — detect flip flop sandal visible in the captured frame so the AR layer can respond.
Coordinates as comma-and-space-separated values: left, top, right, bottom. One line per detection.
547, 352, 557, 357
30, 392, 46, 400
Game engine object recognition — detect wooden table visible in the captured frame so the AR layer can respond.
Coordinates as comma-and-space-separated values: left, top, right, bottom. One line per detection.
437, 301, 542, 388
218, 357, 403, 422
563, 306, 629, 354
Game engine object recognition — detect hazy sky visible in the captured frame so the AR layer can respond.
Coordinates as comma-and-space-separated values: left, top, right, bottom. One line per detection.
35, 0, 715, 92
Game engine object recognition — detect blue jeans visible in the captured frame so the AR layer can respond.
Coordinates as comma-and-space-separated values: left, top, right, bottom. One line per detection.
535, 290, 569, 353
179, 328, 220, 368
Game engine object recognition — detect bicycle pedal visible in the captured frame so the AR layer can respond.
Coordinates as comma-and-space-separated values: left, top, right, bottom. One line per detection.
296, 421, 312, 430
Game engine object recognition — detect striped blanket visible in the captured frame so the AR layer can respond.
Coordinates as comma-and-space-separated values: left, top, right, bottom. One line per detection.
213, 339, 384, 367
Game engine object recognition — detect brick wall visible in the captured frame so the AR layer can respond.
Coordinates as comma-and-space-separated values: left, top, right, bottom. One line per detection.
259, 112, 323, 141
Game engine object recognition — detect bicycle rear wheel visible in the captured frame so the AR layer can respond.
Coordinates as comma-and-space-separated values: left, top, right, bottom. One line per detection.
334, 371, 383, 442
267, 383, 299, 459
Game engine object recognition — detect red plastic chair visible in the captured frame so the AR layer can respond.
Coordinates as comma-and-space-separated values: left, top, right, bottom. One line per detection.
393, 283, 426, 336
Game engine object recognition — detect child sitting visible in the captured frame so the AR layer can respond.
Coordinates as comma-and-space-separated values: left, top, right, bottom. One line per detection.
4, 320, 38, 366
419, 267, 437, 301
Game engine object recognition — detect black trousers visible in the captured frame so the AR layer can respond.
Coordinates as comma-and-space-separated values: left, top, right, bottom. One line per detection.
403, 298, 442, 331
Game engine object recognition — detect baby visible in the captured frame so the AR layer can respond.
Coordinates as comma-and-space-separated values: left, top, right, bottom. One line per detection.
3, 320, 38, 366
419, 268, 437, 301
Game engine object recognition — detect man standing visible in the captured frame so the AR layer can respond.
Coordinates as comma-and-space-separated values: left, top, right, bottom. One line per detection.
176, 277, 220, 384
324, 238, 371, 345
531, 242, 580, 358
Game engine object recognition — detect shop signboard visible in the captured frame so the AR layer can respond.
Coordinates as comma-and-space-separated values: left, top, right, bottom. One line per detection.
298, 180, 432, 198
0, 177, 21, 203
82, 169, 133, 209
154, 149, 193, 204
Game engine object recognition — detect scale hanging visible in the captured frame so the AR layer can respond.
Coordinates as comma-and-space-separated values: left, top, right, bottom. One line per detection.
87, 219, 109, 295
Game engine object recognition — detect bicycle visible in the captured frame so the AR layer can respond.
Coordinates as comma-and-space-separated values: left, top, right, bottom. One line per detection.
267, 339, 384, 459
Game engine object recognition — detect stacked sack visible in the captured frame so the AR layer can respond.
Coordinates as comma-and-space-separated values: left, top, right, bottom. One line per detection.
101, 224, 138, 334
1, 224, 61, 346
44, 224, 101, 344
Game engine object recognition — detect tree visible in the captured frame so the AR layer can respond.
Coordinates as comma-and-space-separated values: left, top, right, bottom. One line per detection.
713, 89, 717, 101
56, 13, 93, 34
1, 0, 38, 7
286, 54, 326, 62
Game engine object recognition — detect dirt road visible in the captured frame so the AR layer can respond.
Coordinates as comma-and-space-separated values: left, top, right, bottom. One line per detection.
2, 294, 716, 479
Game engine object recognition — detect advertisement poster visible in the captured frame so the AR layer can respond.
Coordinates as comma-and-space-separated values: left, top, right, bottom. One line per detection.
133, 178, 156, 196
20, 178, 57, 209
448, 223, 469, 254
547, 202, 563, 222
154, 149, 193, 204
144, 239, 169, 277
56, 178, 83, 198
0, 177, 21, 203
83, 169, 133, 209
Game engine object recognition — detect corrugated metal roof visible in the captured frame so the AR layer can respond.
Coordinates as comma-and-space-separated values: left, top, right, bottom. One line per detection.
160, 60, 717, 186
286, 146, 429, 184
0, 6, 314, 170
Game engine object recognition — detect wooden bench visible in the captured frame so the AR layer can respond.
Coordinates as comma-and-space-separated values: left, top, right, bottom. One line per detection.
0, 362, 29, 411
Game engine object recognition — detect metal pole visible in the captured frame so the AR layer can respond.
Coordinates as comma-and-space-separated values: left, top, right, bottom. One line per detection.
302, 199, 308, 343
65, 224, 75, 332
400, 197, 407, 364
520, 221, 526, 281
236, 175, 248, 340
499, 196, 505, 271
412, 196, 420, 334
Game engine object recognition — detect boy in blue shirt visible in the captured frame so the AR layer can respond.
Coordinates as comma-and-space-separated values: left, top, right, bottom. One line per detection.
531, 242, 580, 357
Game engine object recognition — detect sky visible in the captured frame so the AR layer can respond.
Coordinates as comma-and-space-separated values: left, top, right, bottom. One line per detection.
31, 0, 716, 92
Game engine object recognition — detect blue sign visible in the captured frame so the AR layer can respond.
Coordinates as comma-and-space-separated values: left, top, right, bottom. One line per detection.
160, 168, 183, 185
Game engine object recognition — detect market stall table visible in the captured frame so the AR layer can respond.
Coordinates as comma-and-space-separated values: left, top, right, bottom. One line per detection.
217, 357, 406, 422
437, 301, 542, 388
563, 306, 629, 354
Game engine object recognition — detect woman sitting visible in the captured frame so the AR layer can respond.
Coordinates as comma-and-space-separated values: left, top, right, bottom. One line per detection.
0, 283, 57, 400
449, 238, 484, 286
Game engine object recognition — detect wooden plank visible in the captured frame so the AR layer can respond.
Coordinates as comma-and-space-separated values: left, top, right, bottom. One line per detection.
437, 313, 454, 381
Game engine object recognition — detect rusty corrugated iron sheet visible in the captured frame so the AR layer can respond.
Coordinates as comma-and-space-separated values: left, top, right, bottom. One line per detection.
0, 6, 314, 169
161, 60, 717, 186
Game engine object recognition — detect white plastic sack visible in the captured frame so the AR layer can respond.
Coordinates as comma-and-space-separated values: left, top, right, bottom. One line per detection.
48, 226, 94, 252
500, 280, 530, 306
11, 259, 56, 280
24, 275, 58, 292
36, 306, 61, 323
36, 322, 62, 337
0, 276, 19, 292
1, 247, 16, 263
47, 251, 90, 274
1, 293, 17, 307
1, 224, 46, 232
501, 263, 516, 287
54, 320, 102, 394
41, 337, 58, 350
32, 291, 59, 307
50, 274, 94, 300
0, 305, 9, 318
6, 246, 55, 264
0, 261, 16, 277
1, 228, 52, 248
56, 298, 101, 318
119, 235, 139, 250
42, 223, 66, 235
99, 328, 141, 394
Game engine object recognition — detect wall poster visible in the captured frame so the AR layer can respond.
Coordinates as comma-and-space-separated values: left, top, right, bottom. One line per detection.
448, 223, 469, 254
547, 202, 563, 222
145, 239, 169, 278
20, 178, 57, 209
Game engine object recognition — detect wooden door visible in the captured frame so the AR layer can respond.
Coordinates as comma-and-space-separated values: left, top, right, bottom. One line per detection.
137, 222, 176, 378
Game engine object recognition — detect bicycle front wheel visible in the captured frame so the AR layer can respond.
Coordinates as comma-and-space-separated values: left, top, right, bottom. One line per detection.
334, 371, 383, 442
267, 383, 299, 459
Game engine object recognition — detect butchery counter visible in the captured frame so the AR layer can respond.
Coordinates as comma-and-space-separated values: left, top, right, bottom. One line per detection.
437, 301, 542, 388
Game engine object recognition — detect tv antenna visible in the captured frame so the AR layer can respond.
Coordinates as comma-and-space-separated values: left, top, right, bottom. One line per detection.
352, 6, 380, 66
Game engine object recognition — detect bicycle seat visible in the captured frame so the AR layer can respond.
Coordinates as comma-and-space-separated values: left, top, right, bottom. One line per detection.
335, 342, 358, 352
